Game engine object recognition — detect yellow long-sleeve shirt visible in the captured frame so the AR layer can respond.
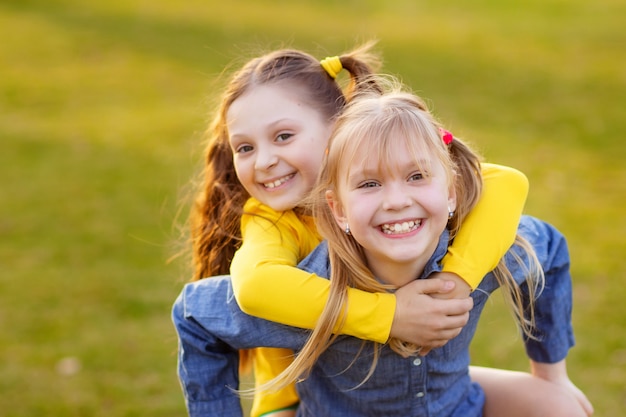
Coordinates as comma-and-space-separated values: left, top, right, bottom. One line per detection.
230, 163, 529, 416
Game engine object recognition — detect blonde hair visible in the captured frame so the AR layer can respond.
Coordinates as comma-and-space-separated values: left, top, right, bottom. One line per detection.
260, 77, 545, 392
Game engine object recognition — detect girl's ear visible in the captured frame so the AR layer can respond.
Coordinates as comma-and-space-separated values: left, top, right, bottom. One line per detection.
447, 185, 457, 214
326, 189, 347, 229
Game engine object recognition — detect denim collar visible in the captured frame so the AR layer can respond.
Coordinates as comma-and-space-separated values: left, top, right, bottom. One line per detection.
420, 229, 450, 279
299, 230, 450, 282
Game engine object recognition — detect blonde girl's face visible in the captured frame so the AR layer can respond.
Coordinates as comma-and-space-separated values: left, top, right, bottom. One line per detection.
328, 139, 456, 287
227, 83, 332, 212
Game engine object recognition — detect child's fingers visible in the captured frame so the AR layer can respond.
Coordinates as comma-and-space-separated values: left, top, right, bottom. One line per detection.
403, 277, 455, 295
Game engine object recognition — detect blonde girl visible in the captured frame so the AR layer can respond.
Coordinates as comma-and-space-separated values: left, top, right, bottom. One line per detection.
262, 78, 591, 416
187, 44, 531, 416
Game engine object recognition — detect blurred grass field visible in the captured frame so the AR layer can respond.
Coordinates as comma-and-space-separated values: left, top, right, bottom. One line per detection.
1, 0, 624, 415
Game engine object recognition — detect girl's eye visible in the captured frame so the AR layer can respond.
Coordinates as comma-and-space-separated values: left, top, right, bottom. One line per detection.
236, 144, 254, 154
358, 181, 380, 189
276, 133, 293, 142
409, 172, 424, 181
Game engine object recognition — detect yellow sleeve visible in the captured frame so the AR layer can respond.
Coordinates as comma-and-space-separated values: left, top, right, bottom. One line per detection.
231, 199, 396, 344
250, 348, 299, 417
441, 163, 529, 289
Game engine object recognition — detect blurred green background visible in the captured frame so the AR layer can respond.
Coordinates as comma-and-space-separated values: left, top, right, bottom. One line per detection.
1, 0, 624, 415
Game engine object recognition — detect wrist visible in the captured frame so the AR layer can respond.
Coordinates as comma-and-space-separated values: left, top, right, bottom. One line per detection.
530, 359, 568, 382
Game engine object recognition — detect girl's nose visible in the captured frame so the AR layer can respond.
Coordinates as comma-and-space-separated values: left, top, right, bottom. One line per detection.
382, 183, 412, 211
255, 148, 278, 171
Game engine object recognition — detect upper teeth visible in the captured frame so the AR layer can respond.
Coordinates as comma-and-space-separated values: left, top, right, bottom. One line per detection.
264, 174, 293, 189
381, 220, 420, 234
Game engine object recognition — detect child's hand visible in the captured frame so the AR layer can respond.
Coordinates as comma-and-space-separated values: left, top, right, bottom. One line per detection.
390, 278, 473, 354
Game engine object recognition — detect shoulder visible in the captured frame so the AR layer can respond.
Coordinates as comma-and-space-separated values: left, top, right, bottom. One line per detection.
242, 198, 298, 227
517, 215, 563, 243
297, 241, 330, 278
480, 163, 529, 189
241, 198, 311, 244
244, 198, 302, 221
243, 197, 280, 218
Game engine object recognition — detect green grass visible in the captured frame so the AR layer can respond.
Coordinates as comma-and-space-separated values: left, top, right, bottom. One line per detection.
2, 0, 624, 415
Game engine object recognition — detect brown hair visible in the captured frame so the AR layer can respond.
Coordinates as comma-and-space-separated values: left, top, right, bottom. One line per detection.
190, 42, 381, 282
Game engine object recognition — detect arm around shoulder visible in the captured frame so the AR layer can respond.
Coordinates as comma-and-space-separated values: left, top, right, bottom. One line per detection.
441, 163, 529, 289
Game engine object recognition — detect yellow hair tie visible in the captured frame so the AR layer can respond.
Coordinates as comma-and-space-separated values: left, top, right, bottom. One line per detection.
320, 56, 342, 79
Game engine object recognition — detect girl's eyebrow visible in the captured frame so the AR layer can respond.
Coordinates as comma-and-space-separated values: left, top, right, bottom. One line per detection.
230, 118, 297, 139
347, 158, 429, 182
347, 167, 378, 183
267, 118, 296, 128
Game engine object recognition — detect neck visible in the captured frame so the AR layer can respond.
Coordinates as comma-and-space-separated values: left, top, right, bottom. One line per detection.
363, 234, 445, 288
367, 258, 427, 288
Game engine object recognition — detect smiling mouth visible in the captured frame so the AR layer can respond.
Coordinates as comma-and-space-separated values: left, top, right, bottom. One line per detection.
380, 220, 421, 235
263, 174, 295, 189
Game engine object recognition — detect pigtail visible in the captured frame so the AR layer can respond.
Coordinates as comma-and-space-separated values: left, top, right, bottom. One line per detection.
445, 138, 483, 240
446, 135, 544, 340
191, 113, 249, 281
338, 40, 383, 100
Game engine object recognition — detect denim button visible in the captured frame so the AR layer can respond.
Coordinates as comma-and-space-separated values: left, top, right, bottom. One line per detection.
416, 391, 425, 398
412, 357, 422, 366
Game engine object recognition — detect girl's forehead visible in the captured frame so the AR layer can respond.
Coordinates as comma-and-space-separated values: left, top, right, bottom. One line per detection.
236, 81, 301, 105
343, 137, 435, 178
227, 81, 319, 131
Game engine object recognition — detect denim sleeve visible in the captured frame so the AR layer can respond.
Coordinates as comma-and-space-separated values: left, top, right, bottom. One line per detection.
172, 288, 243, 417
512, 216, 576, 363
172, 276, 309, 417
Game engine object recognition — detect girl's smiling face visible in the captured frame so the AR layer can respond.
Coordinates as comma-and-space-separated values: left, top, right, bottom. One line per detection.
327, 138, 456, 287
227, 82, 332, 212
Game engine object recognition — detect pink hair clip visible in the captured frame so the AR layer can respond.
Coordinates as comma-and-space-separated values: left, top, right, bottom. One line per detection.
439, 128, 454, 145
